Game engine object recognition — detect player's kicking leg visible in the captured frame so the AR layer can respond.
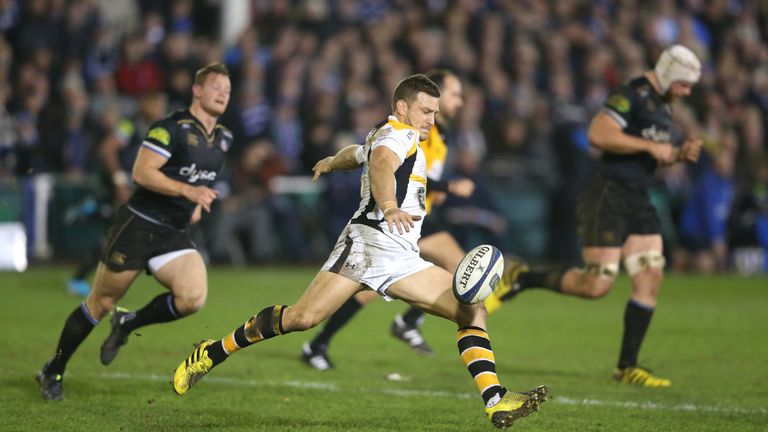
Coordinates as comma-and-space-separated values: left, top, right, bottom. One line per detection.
386, 266, 548, 429
173, 270, 361, 394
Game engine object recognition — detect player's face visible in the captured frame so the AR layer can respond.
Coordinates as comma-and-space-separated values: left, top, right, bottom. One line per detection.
667, 81, 694, 100
439, 75, 463, 120
196, 73, 231, 116
404, 92, 439, 140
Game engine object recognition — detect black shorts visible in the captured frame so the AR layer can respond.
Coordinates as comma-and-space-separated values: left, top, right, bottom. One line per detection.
576, 176, 660, 247
420, 218, 448, 239
100, 205, 196, 272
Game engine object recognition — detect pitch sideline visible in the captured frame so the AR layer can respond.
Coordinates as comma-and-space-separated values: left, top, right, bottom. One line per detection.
86, 371, 766, 416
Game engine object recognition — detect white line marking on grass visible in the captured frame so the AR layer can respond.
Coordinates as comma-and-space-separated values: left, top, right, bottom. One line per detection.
94, 371, 766, 416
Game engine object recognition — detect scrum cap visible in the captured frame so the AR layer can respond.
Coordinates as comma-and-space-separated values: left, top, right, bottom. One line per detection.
654, 45, 701, 93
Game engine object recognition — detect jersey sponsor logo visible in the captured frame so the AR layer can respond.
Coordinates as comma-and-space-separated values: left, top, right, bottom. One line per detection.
417, 187, 426, 210
179, 163, 217, 183
606, 93, 631, 113
406, 130, 415, 140
641, 125, 671, 143
220, 138, 230, 152
148, 127, 171, 146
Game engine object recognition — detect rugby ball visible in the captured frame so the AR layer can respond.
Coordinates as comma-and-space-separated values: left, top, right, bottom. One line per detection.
452, 244, 504, 304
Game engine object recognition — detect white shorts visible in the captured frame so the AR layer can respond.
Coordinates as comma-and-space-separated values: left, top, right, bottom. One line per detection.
321, 224, 434, 300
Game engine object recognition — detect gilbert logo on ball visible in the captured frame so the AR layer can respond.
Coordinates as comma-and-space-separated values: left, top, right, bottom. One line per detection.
452, 245, 504, 304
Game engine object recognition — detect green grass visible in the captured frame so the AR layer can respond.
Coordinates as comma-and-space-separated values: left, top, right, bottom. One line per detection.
1, 266, 767, 431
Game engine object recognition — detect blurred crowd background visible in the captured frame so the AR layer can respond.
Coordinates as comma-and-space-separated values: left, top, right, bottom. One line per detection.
1, 0, 767, 274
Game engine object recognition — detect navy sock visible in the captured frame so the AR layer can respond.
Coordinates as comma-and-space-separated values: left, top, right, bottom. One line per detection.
46, 303, 99, 375
618, 300, 654, 369
400, 306, 424, 327
120, 293, 181, 333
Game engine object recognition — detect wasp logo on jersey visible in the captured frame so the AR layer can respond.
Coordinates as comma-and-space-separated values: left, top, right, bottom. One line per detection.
417, 187, 426, 211
179, 163, 217, 183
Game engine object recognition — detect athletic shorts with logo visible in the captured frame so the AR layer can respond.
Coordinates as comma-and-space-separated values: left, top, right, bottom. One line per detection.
576, 176, 661, 247
101, 205, 197, 272
322, 223, 433, 300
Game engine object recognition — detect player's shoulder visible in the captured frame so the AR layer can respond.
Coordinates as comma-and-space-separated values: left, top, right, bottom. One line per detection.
605, 76, 651, 114
623, 76, 654, 98
146, 110, 184, 135
380, 116, 418, 145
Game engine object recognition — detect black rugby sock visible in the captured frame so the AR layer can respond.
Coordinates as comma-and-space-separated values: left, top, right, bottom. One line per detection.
45, 303, 99, 375
618, 300, 654, 369
400, 306, 424, 327
120, 293, 181, 333
517, 266, 567, 292
310, 297, 363, 350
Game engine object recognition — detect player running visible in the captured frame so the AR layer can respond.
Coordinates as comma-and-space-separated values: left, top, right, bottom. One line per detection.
37, 63, 232, 401
485, 45, 703, 387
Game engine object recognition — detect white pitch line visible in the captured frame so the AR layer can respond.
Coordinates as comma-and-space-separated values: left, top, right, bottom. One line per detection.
91, 371, 767, 416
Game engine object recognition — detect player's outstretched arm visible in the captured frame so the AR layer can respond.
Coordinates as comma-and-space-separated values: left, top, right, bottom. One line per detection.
588, 112, 676, 164
132, 147, 218, 212
312, 145, 364, 181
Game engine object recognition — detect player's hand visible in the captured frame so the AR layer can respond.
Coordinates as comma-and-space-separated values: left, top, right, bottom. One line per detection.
677, 138, 703, 163
383, 207, 422, 235
650, 143, 677, 165
182, 185, 219, 212
448, 178, 475, 198
312, 157, 334, 181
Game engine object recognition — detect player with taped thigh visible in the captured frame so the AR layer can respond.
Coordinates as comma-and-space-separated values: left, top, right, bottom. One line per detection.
484, 45, 704, 387
36, 64, 233, 401
172, 74, 547, 429
301, 70, 474, 369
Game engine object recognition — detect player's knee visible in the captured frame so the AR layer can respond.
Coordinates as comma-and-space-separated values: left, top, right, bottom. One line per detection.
173, 285, 208, 315
578, 262, 618, 298
624, 251, 665, 280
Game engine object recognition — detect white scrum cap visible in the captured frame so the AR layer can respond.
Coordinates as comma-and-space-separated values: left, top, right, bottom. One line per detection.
654, 45, 701, 93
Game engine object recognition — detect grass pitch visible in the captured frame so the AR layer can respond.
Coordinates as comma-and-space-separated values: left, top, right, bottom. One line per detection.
1, 266, 766, 431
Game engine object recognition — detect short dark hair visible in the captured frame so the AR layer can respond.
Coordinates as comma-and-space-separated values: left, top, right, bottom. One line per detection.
194, 63, 230, 87
392, 74, 441, 111
424, 69, 456, 89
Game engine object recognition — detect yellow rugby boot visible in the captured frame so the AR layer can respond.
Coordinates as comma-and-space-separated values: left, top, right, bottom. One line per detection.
613, 366, 671, 388
483, 260, 529, 315
173, 339, 215, 395
485, 385, 548, 429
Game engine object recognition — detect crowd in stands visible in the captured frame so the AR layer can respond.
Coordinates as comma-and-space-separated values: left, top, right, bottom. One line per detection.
1, 0, 767, 273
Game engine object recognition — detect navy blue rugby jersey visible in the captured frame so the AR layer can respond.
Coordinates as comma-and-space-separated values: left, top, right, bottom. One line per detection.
598, 76, 674, 189
127, 109, 232, 228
